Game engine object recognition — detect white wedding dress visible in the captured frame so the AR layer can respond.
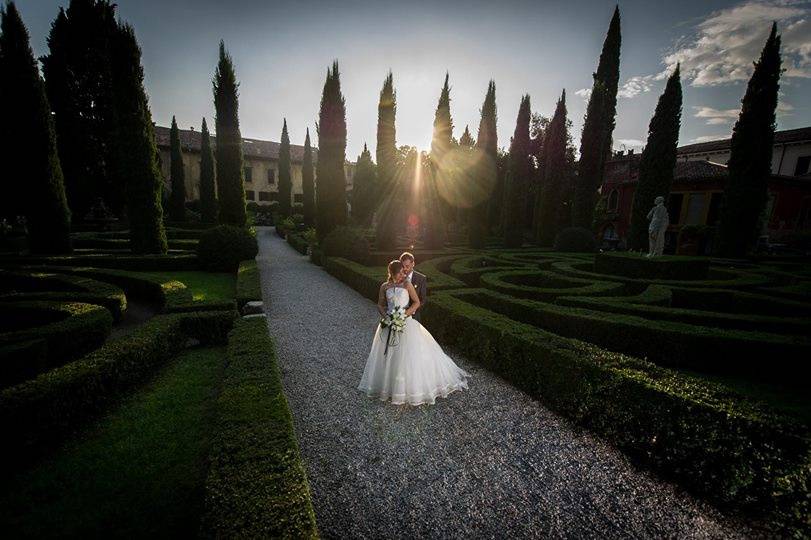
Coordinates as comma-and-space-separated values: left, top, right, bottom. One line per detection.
358, 283, 470, 405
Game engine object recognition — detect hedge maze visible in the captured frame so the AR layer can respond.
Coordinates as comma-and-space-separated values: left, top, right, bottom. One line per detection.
324, 248, 811, 532
0, 227, 316, 537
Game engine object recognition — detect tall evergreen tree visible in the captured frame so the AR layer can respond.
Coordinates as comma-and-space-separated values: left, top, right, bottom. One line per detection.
302, 127, 315, 226
431, 72, 454, 163
571, 6, 621, 228
536, 90, 570, 246
628, 66, 683, 251
503, 95, 532, 248
277, 118, 292, 216
422, 152, 446, 249
470, 80, 497, 248
376, 71, 397, 205
459, 125, 474, 148
351, 143, 377, 225
315, 61, 348, 241
199, 117, 217, 223
109, 23, 166, 253
169, 115, 186, 221
213, 40, 246, 226
41, 0, 120, 219
0, 1, 71, 253
716, 24, 782, 257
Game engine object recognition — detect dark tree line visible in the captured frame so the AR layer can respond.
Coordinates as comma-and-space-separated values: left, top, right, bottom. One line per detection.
315, 61, 348, 242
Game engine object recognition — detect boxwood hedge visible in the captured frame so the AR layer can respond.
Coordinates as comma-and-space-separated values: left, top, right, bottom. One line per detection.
236, 260, 262, 310
0, 310, 235, 468
201, 317, 318, 538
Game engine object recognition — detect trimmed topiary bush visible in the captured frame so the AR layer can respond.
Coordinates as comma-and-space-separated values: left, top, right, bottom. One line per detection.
321, 226, 370, 265
197, 225, 257, 272
554, 227, 596, 252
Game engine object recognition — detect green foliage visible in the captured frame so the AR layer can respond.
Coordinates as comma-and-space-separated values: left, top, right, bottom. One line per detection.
469, 81, 497, 249
301, 128, 315, 227
553, 226, 597, 252
197, 225, 257, 272
572, 6, 621, 229
535, 91, 569, 246
628, 66, 683, 250
376, 71, 397, 205
315, 61, 348, 241
594, 251, 708, 280
0, 3, 72, 253
351, 143, 378, 225
41, 0, 119, 218
0, 310, 235, 469
277, 118, 292, 217
275, 216, 296, 238
169, 116, 186, 221
716, 24, 782, 257
322, 226, 370, 264
201, 318, 318, 538
213, 41, 246, 227
235, 259, 261, 309
0, 347, 225, 537
110, 23, 167, 254
503, 95, 532, 248
287, 232, 309, 255
5, 253, 198, 271
0, 301, 112, 388
199, 118, 217, 223
430, 72, 454, 163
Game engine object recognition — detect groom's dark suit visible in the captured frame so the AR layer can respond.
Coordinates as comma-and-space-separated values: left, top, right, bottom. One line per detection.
407, 270, 428, 322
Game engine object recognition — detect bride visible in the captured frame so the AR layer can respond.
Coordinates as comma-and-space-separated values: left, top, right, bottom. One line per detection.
358, 259, 470, 406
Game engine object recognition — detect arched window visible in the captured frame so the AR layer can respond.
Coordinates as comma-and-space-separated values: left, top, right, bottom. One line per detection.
607, 189, 619, 211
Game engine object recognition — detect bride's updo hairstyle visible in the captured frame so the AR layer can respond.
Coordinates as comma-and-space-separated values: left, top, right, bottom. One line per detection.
387, 260, 404, 283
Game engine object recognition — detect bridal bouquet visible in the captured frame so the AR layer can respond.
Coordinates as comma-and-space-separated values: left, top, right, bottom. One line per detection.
379, 305, 406, 354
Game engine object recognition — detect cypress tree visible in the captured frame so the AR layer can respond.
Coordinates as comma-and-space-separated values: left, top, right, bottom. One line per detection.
470, 80, 497, 248
169, 115, 186, 221
278, 118, 292, 217
351, 143, 377, 225
423, 153, 446, 249
716, 24, 782, 257
213, 40, 246, 227
199, 117, 217, 223
503, 95, 532, 248
459, 126, 474, 148
536, 90, 570, 246
376, 71, 397, 206
628, 66, 683, 251
302, 127, 315, 226
431, 72, 454, 163
109, 23, 166, 253
0, 1, 71, 253
374, 72, 402, 249
315, 61, 348, 241
571, 6, 621, 228
41, 0, 119, 219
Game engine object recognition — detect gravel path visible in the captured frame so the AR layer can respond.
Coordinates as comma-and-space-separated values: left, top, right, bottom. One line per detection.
257, 228, 749, 539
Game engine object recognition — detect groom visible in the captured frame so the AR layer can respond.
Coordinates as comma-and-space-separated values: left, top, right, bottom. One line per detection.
400, 252, 427, 322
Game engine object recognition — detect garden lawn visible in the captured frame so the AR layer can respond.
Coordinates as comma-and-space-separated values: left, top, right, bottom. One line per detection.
0, 346, 225, 537
135, 271, 236, 302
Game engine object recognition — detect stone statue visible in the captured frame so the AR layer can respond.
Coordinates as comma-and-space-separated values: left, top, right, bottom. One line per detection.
646, 196, 669, 257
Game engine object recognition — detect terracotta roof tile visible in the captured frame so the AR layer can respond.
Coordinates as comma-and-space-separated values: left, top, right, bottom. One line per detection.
676, 126, 811, 155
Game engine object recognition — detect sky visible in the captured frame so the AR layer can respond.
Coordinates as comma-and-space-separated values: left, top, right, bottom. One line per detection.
18, 0, 811, 159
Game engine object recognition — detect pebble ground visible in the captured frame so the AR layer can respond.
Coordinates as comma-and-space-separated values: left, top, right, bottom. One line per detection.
257, 227, 749, 539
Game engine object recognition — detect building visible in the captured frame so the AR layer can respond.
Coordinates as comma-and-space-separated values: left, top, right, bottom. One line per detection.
154, 125, 355, 206
599, 126, 811, 254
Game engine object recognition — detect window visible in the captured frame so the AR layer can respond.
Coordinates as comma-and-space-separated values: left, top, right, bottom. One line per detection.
267, 169, 275, 184
244, 167, 253, 183
685, 193, 706, 225
245, 190, 255, 201
706, 193, 723, 225
294, 193, 303, 203
795, 156, 811, 176
259, 191, 271, 202
668, 193, 685, 225
270, 191, 281, 202
607, 189, 619, 211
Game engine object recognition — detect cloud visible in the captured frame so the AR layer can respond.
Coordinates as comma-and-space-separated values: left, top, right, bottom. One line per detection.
575, 88, 591, 100
617, 138, 645, 148
663, 1, 811, 87
693, 106, 740, 125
